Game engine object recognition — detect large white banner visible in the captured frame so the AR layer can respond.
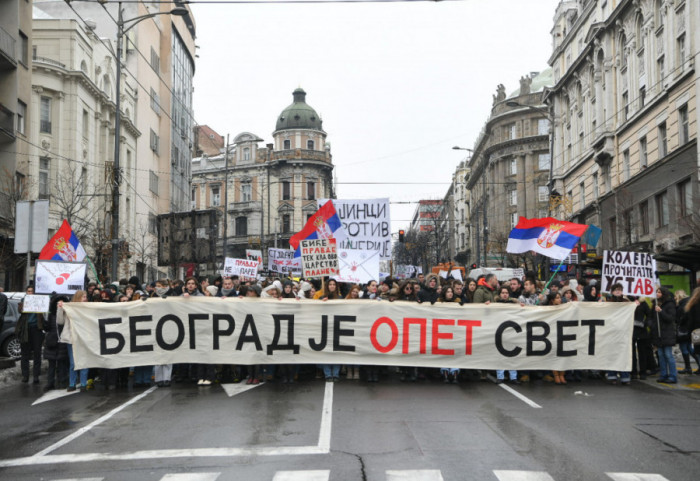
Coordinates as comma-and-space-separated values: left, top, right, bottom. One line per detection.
268, 248, 301, 275
320, 198, 391, 260
34, 260, 86, 295
335, 248, 380, 284
601, 250, 657, 296
64, 299, 635, 371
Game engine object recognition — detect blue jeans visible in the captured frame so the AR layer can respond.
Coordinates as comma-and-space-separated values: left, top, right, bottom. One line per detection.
606, 371, 631, 382
656, 345, 677, 381
679, 341, 695, 356
497, 370, 517, 380
321, 364, 340, 378
67, 344, 88, 387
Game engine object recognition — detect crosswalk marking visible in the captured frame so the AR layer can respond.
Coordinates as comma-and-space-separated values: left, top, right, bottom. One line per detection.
606, 474, 671, 481
493, 471, 556, 481
272, 470, 330, 481
160, 474, 221, 481
386, 470, 444, 481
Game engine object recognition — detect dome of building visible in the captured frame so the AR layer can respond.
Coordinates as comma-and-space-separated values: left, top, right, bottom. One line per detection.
275, 88, 324, 132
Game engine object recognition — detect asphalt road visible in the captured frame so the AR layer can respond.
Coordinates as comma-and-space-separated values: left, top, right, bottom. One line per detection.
1, 370, 699, 481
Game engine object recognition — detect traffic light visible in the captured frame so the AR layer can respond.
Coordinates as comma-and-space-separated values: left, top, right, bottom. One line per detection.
399, 229, 405, 242
471, 263, 477, 269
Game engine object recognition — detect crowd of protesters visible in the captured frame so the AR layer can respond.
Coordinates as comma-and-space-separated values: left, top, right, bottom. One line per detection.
12, 270, 700, 392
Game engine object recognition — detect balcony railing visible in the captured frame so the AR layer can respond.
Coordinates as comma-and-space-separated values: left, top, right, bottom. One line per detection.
32, 55, 66, 69
0, 26, 16, 64
270, 149, 331, 163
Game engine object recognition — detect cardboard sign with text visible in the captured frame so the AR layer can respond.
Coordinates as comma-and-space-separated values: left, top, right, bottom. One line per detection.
223, 257, 260, 281
319, 198, 391, 260
601, 250, 657, 296
268, 248, 302, 275
300, 238, 338, 278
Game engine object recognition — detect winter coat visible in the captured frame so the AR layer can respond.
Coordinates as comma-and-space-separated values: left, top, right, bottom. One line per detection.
15, 312, 45, 343
43, 312, 68, 361
57, 307, 73, 344
633, 301, 651, 340
690, 301, 700, 332
651, 298, 677, 347
676, 297, 691, 341
417, 285, 439, 304
473, 278, 496, 304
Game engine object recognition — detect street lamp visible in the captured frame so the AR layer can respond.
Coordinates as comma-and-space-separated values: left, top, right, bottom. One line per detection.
110, 2, 187, 282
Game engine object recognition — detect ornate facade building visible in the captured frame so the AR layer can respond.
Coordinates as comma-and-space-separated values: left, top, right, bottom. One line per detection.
546, 0, 699, 272
191, 88, 335, 268
465, 70, 554, 267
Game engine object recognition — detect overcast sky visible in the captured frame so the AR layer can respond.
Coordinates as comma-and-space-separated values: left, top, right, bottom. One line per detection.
191, 0, 561, 231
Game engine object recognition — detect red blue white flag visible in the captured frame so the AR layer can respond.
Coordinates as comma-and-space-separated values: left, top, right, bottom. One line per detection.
39, 219, 87, 262
506, 216, 588, 260
290, 201, 347, 257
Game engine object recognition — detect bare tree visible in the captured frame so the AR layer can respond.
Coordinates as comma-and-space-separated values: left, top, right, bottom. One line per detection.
0, 168, 30, 288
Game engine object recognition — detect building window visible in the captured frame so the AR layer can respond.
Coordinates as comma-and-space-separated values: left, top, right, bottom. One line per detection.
639, 136, 647, 168
307, 181, 315, 200
241, 183, 252, 202
82, 109, 89, 138
235, 216, 247, 236
538, 153, 551, 171
150, 88, 160, 115
640, 201, 649, 234
149, 170, 159, 195
282, 214, 291, 233
622, 149, 630, 181
609, 217, 617, 248
150, 129, 159, 154
211, 185, 220, 207
678, 178, 691, 217
40, 97, 51, 133
19, 31, 28, 65
677, 33, 686, 72
593, 173, 599, 198
243, 147, 250, 161
17, 100, 26, 135
678, 104, 689, 145
657, 55, 665, 85
656, 190, 668, 227
283, 139, 291, 150
506, 123, 516, 140
510, 213, 519, 230
39, 157, 50, 199
282, 180, 290, 200
538, 186, 548, 202
509, 190, 517, 206
537, 119, 549, 135
622, 92, 629, 121
658, 122, 667, 158
639, 87, 646, 109
150, 47, 160, 72
307, 140, 315, 150
579, 182, 585, 209
149, 214, 157, 235
510, 159, 517, 176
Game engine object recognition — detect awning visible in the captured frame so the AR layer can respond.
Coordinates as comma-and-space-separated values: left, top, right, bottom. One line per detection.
654, 242, 700, 271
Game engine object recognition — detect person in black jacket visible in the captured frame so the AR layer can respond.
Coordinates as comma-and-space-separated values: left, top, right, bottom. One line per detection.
686, 287, 700, 374
43, 295, 70, 390
676, 289, 700, 374
417, 274, 440, 304
651, 287, 678, 383
0, 290, 7, 336
630, 296, 654, 379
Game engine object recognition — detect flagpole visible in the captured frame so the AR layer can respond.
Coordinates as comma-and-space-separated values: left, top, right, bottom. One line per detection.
85, 256, 100, 284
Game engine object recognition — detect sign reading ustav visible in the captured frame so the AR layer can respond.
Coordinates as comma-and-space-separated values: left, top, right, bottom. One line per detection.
319, 198, 391, 260
64, 299, 635, 371
268, 248, 301, 275
300, 238, 338, 278
34, 260, 87, 295
601, 250, 657, 296
223, 257, 259, 281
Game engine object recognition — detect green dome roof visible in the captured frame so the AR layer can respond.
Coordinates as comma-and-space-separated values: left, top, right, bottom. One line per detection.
275, 88, 324, 132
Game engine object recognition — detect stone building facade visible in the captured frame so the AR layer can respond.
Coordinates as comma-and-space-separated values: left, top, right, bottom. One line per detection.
546, 0, 699, 273
191, 88, 335, 268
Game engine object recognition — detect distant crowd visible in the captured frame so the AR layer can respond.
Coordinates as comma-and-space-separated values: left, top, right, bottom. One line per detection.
8, 270, 700, 393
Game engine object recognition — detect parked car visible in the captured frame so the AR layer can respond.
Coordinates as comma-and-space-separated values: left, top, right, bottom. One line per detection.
1, 292, 26, 359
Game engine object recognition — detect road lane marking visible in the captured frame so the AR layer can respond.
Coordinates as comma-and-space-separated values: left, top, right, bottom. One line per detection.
32, 386, 158, 457
32, 389, 81, 406
51, 478, 103, 481
493, 470, 555, 480
220, 382, 263, 397
386, 470, 444, 480
606, 474, 671, 481
273, 470, 330, 481
498, 384, 542, 409
160, 474, 220, 480
317, 380, 333, 451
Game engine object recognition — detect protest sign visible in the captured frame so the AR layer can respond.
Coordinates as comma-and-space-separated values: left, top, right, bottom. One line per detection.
300, 239, 338, 278
34, 260, 86, 295
335, 248, 380, 284
451, 269, 463, 282
601, 250, 657, 296
65, 299, 635, 371
320, 198, 391, 260
22, 294, 50, 313
223, 258, 259, 281
268, 248, 301, 275
246, 249, 263, 272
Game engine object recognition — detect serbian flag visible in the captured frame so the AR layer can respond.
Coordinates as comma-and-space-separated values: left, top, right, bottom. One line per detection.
39, 219, 87, 262
290, 201, 347, 257
507, 217, 588, 260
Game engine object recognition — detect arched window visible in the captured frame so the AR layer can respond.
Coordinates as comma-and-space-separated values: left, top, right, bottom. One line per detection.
80, 60, 88, 73
619, 34, 628, 69
307, 139, 315, 150
243, 147, 250, 161
654, 0, 664, 29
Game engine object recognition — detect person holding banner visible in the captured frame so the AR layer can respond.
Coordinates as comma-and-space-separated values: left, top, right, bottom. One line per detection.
315, 279, 342, 382
675, 290, 700, 375
58, 291, 89, 392
43, 295, 70, 391
605, 284, 632, 385
652, 287, 678, 384
16, 287, 45, 384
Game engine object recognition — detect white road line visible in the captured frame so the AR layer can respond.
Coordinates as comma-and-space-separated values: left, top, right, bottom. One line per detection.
317, 381, 333, 452
32, 389, 81, 406
386, 470, 445, 481
498, 384, 542, 409
32, 386, 158, 457
50, 478, 103, 481
220, 382, 263, 397
493, 470, 555, 481
160, 473, 221, 481
606, 474, 671, 481
272, 470, 330, 481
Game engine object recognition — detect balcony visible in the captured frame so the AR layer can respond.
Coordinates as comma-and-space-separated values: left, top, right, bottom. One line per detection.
228, 200, 262, 213
0, 26, 17, 70
0, 103, 16, 143
270, 149, 331, 163
32, 55, 65, 69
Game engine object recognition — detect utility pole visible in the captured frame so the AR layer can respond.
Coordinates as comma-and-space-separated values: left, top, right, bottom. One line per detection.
222, 134, 229, 262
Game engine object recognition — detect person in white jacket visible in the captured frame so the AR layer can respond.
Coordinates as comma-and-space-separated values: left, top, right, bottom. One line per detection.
57, 290, 89, 392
